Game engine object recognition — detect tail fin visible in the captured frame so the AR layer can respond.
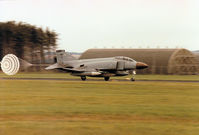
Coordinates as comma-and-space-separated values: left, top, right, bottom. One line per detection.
56, 50, 77, 64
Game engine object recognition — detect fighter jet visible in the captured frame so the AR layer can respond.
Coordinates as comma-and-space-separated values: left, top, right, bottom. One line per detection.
45, 50, 148, 81
0, 50, 148, 81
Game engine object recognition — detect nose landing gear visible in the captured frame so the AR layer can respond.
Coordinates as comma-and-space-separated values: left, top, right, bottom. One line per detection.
130, 70, 136, 81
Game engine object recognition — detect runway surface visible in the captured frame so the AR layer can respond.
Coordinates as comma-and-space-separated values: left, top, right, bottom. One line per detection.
0, 77, 199, 83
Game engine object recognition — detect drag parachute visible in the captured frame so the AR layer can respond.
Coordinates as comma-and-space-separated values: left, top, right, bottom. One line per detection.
0, 54, 32, 75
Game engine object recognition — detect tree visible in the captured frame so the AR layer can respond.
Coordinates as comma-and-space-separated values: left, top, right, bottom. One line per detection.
0, 21, 58, 65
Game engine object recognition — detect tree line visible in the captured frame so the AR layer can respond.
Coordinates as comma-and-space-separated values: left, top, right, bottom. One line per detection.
0, 21, 57, 64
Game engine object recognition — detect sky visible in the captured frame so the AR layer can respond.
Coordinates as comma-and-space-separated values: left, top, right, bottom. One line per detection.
0, 0, 199, 52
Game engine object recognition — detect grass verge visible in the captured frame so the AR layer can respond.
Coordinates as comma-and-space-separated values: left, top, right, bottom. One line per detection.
0, 79, 199, 134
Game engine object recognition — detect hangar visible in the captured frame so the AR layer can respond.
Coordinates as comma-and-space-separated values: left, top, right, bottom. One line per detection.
193, 51, 199, 63
80, 48, 199, 75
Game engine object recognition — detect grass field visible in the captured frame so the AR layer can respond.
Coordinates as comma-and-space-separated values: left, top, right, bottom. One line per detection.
0, 74, 199, 135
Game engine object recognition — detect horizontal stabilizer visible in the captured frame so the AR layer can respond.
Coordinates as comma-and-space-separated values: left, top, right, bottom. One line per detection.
45, 63, 61, 70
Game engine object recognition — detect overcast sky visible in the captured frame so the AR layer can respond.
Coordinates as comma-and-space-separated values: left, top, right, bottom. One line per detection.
1, 0, 199, 52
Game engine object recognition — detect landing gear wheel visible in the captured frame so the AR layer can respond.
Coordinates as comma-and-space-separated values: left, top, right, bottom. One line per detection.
104, 77, 110, 81
81, 76, 86, 81
131, 70, 136, 81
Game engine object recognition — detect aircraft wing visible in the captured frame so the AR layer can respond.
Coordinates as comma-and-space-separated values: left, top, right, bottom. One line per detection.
45, 63, 84, 72
61, 67, 84, 72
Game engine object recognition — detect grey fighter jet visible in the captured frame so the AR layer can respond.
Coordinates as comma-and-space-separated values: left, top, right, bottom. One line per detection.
46, 50, 148, 81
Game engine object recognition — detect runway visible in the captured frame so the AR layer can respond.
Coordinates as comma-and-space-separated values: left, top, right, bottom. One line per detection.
1, 77, 199, 83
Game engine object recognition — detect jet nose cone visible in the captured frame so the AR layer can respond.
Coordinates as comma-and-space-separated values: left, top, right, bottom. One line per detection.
136, 62, 148, 69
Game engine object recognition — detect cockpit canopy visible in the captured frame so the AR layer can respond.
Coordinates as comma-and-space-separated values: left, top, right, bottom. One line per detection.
115, 56, 135, 62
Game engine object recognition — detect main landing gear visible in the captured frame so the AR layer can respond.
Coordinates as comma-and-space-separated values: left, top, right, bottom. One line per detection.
104, 77, 110, 81
80, 76, 110, 81
81, 76, 86, 81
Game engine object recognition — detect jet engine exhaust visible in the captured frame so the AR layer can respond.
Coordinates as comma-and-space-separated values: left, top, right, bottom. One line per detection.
0, 54, 32, 75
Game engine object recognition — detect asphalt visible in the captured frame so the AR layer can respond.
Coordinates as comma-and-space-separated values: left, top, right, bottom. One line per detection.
0, 77, 199, 83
